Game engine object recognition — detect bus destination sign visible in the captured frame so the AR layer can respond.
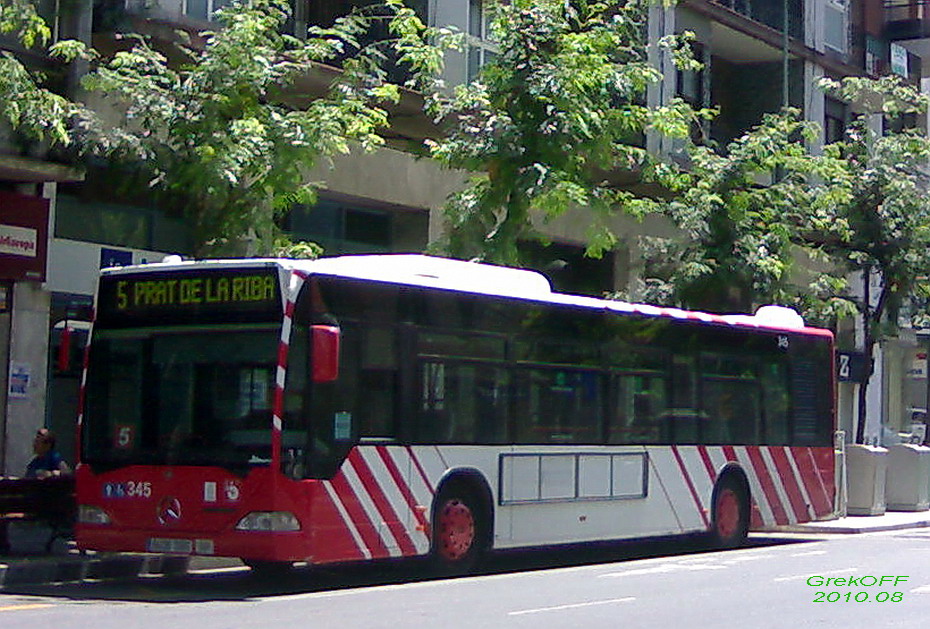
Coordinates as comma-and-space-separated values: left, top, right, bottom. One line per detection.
97, 268, 282, 327
116, 274, 276, 310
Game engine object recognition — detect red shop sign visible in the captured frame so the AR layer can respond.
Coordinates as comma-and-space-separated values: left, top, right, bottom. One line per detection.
0, 191, 49, 282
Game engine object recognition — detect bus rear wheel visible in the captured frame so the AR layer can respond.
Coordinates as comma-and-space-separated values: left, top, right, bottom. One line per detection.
710, 475, 749, 548
431, 481, 489, 575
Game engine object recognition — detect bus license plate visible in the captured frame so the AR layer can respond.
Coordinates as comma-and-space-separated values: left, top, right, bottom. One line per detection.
147, 538, 193, 554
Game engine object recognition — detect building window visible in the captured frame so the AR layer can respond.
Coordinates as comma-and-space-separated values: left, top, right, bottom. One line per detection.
467, 0, 498, 82
185, 0, 233, 22
824, 97, 847, 145
284, 194, 428, 255
823, 0, 849, 54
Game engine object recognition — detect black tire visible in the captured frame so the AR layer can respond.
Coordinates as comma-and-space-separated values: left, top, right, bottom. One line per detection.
243, 559, 294, 579
430, 479, 490, 575
709, 474, 749, 548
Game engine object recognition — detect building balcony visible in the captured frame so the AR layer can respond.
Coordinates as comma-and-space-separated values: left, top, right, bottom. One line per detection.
884, 1, 930, 77
886, 0, 930, 41
706, 0, 805, 40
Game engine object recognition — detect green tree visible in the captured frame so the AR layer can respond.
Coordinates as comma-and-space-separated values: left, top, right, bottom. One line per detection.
74, 0, 427, 256
419, 0, 706, 265
2, 0, 433, 257
641, 75, 930, 444
0, 0, 86, 145
639, 109, 829, 313
810, 76, 930, 443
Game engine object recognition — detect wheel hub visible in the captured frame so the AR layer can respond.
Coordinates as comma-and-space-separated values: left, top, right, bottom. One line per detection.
437, 498, 475, 561
715, 488, 740, 540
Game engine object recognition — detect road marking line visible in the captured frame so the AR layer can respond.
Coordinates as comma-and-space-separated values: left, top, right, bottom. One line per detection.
508, 597, 636, 616
910, 585, 930, 594
789, 550, 827, 557
773, 568, 859, 583
600, 563, 726, 578
0, 604, 53, 612
722, 554, 775, 563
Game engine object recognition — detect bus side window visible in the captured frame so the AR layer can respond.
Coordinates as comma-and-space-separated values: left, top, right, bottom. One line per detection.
357, 325, 397, 437
666, 356, 700, 443
417, 360, 509, 443
761, 359, 790, 444
700, 354, 762, 445
513, 367, 602, 444
610, 374, 666, 444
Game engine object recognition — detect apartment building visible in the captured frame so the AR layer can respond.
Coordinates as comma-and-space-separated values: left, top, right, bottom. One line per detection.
0, 0, 922, 472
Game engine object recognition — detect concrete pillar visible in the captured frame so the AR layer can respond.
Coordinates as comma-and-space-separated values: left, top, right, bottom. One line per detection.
3, 281, 51, 476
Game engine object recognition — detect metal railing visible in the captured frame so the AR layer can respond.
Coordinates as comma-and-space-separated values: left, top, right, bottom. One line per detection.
885, 0, 930, 23
708, 0, 805, 39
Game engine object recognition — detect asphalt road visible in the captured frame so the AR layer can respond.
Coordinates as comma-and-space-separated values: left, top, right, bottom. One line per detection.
1, 530, 929, 628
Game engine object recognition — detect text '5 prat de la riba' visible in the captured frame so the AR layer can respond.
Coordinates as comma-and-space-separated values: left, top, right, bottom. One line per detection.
115, 275, 277, 309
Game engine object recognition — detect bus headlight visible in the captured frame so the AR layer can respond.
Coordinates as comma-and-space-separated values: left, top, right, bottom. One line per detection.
235, 511, 300, 532
78, 505, 111, 525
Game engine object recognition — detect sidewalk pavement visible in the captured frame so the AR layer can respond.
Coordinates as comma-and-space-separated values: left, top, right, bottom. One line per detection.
3, 510, 930, 589
780, 509, 930, 534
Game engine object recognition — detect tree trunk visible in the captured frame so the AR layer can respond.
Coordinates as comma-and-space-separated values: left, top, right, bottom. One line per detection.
855, 277, 889, 444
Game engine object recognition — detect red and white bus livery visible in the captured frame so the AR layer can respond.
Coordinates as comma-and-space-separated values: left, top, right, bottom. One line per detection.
76, 254, 836, 572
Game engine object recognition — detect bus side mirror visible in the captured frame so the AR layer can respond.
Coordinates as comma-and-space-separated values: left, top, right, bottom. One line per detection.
311, 325, 340, 382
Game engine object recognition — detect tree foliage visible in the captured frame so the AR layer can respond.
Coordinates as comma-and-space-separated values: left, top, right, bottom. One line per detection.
2, 0, 434, 257
639, 74, 930, 443
0, 0, 87, 145
640, 109, 823, 313
71, 0, 428, 256
812, 76, 930, 442
418, 0, 707, 264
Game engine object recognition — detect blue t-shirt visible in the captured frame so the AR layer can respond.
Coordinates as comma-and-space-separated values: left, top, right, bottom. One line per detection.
25, 451, 64, 478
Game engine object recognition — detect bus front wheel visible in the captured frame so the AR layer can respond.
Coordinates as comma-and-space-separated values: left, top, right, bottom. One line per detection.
431, 480, 490, 575
710, 474, 749, 548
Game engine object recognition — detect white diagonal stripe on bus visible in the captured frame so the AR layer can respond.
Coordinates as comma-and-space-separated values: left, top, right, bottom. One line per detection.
288, 272, 305, 295
382, 447, 434, 518
732, 447, 776, 526
783, 447, 816, 520
803, 447, 834, 516
389, 446, 435, 506
348, 450, 418, 556
381, 447, 432, 552
281, 315, 292, 343
704, 446, 728, 478
662, 447, 707, 529
321, 480, 372, 560
385, 446, 435, 523
411, 446, 449, 490
357, 448, 430, 553
342, 456, 402, 557
676, 446, 715, 512
758, 447, 798, 524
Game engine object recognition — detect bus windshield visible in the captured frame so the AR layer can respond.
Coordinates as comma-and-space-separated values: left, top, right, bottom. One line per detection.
83, 325, 285, 470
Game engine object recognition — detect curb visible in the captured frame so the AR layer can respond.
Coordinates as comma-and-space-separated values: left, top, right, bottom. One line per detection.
779, 518, 930, 535
0, 553, 191, 589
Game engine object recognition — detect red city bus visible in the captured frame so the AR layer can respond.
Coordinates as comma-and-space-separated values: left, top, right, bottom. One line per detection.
76, 254, 836, 573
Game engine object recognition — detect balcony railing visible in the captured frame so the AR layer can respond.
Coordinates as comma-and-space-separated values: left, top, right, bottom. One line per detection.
708, 0, 805, 39
886, 0, 930, 22
885, 0, 930, 41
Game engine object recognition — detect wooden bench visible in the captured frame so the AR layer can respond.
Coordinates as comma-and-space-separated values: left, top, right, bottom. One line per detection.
0, 476, 76, 554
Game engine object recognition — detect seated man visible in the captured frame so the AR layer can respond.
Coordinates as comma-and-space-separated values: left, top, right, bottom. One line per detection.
25, 428, 71, 479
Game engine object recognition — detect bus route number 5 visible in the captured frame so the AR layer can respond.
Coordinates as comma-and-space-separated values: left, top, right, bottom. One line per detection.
115, 425, 135, 449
